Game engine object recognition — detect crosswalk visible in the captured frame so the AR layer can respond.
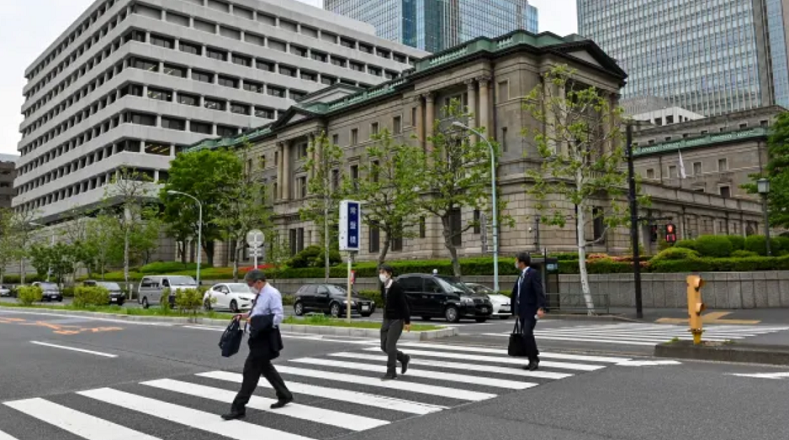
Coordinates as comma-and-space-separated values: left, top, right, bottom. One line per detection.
0, 342, 631, 440
480, 323, 789, 347
728, 372, 789, 380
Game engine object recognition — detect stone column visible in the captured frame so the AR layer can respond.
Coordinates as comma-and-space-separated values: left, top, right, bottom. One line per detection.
282, 141, 291, 201
465, 79, 477, 144
424, 92, 435, 153
478, 76, 491, 139
415, 96, 425, 149
277, 142, 284, 200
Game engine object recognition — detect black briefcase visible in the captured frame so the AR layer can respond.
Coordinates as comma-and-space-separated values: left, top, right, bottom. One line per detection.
219, 319, 244, 358
508, 319, 527, 357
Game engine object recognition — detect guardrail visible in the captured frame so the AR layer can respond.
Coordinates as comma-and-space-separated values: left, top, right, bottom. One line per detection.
545, 293, 610, 314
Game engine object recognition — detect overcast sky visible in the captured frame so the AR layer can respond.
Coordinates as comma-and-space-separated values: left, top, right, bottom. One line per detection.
0, 0, 576, 155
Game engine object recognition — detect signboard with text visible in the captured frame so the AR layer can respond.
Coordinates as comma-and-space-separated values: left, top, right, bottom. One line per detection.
339, 200, 361, 252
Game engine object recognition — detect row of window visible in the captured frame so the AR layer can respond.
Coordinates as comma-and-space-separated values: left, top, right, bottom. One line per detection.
647, 157, 730, 180
636, 119, 768, 146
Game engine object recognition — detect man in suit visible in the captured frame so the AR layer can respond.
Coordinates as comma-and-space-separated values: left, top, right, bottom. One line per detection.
222, 270, 293, 420
379, 264, 411, 380
512, 252, 546, 371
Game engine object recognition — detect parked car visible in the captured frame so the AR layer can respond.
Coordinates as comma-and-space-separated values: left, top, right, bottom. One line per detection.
0, 285, 11, 297
465, 282, 511, 319
293, 284, 376, 318
137, 275, 198, 309
83, 280, 125, 305
33, 282, 63, 302
203, 283, 256, 313
396, 274, 493, 323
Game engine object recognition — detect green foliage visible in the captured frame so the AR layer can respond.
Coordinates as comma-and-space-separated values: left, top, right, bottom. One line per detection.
745, 235, 769, 256
62, 287, 75, 298
359, 289, 383, 307
694, 235, 734, 258
288, 245, 323, 268
774, 236, 789, 255
649, 255, 789, 273
73, 286, 110, 308
651, 247, 701, 261
316, 248, 342, 268
0, 208, 21, 283
264, 230, 291, 282
160, 288, 172, 314
727, 235, 746, 251
140, 261, 207, 274
674, 240, 697, 251
29, 243, 80, 285
281, 294, 296, 306
17, 285, 43, 306
174, 288, 204, 316
732, 250, 759, 258
741, 111, 789, 228
551, 253, 579, 261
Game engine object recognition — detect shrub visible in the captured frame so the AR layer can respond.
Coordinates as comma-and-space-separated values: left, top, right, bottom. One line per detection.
288, 245, 323, 268
651, 247, 700, 262
281, 294, 296, 306
745, 235, 768, 256
315, 248, 342, 268
727, 235, 746, 251
694, 235, 734, 258
160, 288, 172, 314
359, 289, 383, 307
73, 286, 110, 308
773, 236, 789, 256
17, 285, 43, 306
731, 250, 759, 258
139, 261, 209, 274
174, 288, 203, 316
674, 239, 697, 251
62, 287, 75, 298
552, 253, 579, 261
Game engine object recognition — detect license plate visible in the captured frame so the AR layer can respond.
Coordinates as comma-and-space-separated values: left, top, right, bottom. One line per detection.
50, 295, 58, 298
481, 308, 488, 313
111, 298, 117, 302
500, 306, 510, 311
361, 305, 370, 311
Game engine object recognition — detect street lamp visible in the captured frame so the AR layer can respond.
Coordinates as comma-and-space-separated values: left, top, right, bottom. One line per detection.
167, 190, 203, 284
452, 121, 500, 293
757, 178, 771, 256
30, 221, 55, 282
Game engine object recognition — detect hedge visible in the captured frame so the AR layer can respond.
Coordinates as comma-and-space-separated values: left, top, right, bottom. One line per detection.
649, 255, 789, 273
651, 247, 700, 261
139, 261, 211, 274
694, 235, 733, 258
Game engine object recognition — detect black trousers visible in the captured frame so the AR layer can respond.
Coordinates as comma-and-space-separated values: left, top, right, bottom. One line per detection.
380, 319, 406, 373
232, 347, 292, 411
519, 315, 540, 362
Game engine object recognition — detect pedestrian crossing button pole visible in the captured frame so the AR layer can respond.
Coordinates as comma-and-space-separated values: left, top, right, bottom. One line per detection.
339, 200, 362, 323
686, 275, 706, 344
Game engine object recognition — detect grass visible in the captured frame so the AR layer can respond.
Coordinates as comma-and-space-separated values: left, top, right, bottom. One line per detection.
282, 314, 442, 331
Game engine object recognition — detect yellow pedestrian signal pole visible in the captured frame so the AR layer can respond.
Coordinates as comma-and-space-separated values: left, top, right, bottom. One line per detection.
686, 275, 705, 344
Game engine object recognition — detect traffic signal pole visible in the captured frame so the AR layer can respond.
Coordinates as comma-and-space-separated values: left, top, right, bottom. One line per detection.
626, 123, 644, 319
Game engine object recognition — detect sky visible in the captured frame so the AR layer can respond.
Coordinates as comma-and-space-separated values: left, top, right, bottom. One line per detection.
0, 0, 577, 156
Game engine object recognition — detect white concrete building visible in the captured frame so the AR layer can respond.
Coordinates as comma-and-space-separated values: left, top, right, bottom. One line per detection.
15, 0, 427, 223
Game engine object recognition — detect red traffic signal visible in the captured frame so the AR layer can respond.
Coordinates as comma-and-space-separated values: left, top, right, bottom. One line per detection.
666, 223, 677, 243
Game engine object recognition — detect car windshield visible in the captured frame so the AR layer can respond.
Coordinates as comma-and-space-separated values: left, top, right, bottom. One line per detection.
168, 276, 196, 285
98, 282, 121, 290
227, 284, 252, 293
325, 285, 348, 295
435, 277, 476, 295
467, 283, 494, 294
39, 283, 58, 291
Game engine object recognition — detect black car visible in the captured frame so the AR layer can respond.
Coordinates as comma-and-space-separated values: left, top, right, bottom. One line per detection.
83, 280, 125, 306
396, 273, 493, 323
293, 284, 376, 318
33, 282, 63, 302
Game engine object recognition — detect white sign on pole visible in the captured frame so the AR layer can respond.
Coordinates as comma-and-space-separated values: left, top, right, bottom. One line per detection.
338, 200, 361, 252
246, 229, 265, 267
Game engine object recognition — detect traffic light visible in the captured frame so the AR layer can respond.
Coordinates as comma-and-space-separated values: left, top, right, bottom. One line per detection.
650, 225, 658, 242
665, 223, 677, 243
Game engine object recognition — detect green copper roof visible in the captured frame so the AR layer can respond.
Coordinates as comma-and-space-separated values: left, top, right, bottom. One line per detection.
634, 127, 768, 156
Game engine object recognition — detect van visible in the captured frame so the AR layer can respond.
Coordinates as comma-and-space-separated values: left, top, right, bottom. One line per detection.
138, 275, 197, 309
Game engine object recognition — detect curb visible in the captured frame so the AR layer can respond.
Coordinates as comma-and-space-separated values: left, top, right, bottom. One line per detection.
543, 314, 642, 323
654, 341, 789, 366
0, 307, 458, 340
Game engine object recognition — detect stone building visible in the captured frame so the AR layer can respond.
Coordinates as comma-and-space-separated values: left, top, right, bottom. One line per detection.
0, 155, 18, 209
189, 30, 767, 265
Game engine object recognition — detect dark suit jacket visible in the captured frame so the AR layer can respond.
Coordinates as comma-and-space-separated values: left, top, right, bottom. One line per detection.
381, 281, 411, 324
248, 313, 283, 361
512, 267, 546, 319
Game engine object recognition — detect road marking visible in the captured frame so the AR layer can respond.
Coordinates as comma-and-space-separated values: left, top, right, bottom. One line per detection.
79, 388, 313, 440
330, 352, 574, 380
143, 379, 387, 431
396, 342, 631, 363
276, 365, 496, 401
729, 372, 789, 379
30, 341, 117, 358
197, 371, 446, 415
0, 309, 172, 327
656, 311, 760, 325
616, 360, 682, 367
291, 357, 536, 390
0, 429, 18, 440
4, 398, 160, 440
365, 347, 606, 371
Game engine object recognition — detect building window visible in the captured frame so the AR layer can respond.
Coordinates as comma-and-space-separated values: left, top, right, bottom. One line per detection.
298, 142, 308, 158
498, 81, 509, 101
145, 142, 171, 155
190, 121, 212, 134
739, 123, 748, 129
369, 221, 380, 253
350, 62, 364, 72
351, 129, 358, 145
761, 120, 769, 127
449, 209, 462, 246
204, 98, 226, 111
321, 75, 336, 86
161, 117, 185, 131
231, 103, 250, 115
311, 51, 327, 62
411, 107, 417, 125
501, 127, 508, 152
279, 65, 296, 77
291, 45, 308, 57
646, 168, 655, 179
301, 70, 317, 82
371, 122, 379, 136
720, 186, 731, 198
391, 233, 403, 252
243, 81, 264, 93
368, 65, 382, 76
130, 57, 158, 72
419, 217, 426, 238
350, 164, 359, 190
473, 210, 481, 234
290, 90, 306, 100
693, 162, 702, 176
147, 87, 172, 101
218, 75, 238, 88
718, 158, 728, 171
298, 176, 307, 198
179, 41, 201, 55
256, 59, 274, 72
192, 70, 213, 83
669, 165, 677, 177
331, 169, 340, 191
393, 116, 402, 134
232, 54, 252, 67
255, 107, 275, 119
217, 125, 237, 137
268, 86, 285, 97
150, 34, 174, 49
207, 47, 228, 61
177, 93, 199, 107
163, 64, 186, 77
331, 57, 347, 68
592, 207, 605, 242
130, 112, 156, 126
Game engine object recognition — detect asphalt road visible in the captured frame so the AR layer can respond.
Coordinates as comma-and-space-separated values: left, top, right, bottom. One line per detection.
2, 309, 789, 440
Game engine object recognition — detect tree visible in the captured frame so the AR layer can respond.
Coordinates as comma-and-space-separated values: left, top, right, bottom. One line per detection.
419, 100, 500, 276
0, 208, 20, 284
349, 129, 426, 265
12, 209, 39, 285
523, 65, 647, 313
59, 209, 93, 281
212, 142, 272, 282
300, 132, 346, 281
265, 229, 291, 284
29, 243, 78, 287
161, 148, 241, 267
743, 111, 789, 228
84, 212, 116, 280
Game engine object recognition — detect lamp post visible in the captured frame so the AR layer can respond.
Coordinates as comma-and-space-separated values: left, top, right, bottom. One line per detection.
452, 121, 500, 293
30, 222, 54, 282
167, 190, 203, 284
625, 122, 644, 319
757, 178, 771, 256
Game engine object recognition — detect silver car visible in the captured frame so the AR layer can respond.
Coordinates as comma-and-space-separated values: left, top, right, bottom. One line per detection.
138, 275, 197, 309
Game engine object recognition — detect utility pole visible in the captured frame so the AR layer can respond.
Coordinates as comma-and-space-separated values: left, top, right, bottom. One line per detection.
626, 123, 644, 319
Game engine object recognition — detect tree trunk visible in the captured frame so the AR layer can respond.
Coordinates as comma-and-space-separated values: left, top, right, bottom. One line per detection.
377, 230, 391, 267
324, 201, 330, 282
100, 258, 106, 281
20, 259, 25, 285
232, 240, 241, 283
203, 241, 215, 267
180, 241, 187, 264
576, 204, 595, 314
124, 229, 130, 299
441, 215, 462, 276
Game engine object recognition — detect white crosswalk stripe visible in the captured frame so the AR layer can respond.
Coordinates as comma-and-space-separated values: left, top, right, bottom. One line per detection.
482, 323, 789, 347
1, 342, 622, 440
728, 372, 789, 380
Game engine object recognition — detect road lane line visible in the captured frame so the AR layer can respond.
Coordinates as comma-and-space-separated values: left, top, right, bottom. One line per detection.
367, 348, 607, 371
143, 379, 387, 431
0, 310, 171, 327
729, 372, 789, 379
276, 365, 496, 401
396, 342, 631, 363
0, 430, 18, 440
79, 388, 314, 440
4, 398, 160, 440
30, 341, 117, 358
197, 370, 446, 415
291, 357, 536, 390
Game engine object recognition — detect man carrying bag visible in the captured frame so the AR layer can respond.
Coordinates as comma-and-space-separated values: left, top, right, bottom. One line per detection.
509, 252, 546, 371
219, 318, 243, 358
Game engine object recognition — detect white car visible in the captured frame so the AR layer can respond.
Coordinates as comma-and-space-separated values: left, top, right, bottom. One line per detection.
465, 283, 511, 319
203, 283, 256, 313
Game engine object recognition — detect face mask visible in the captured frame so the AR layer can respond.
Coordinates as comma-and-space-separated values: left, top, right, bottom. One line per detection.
515, 262, 520, 270
379, 274, 389, 283
250, 284, 261, 295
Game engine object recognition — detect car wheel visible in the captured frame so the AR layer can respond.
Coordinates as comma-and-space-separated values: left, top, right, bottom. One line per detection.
57, 297, 63, 303
330, 302, 341, 318
118, 300, 125, 307
294, 301, 304, 316
141, 297, 149, 309
499, 315, 510, 320
230, 300, 239, 314
444, 306, 460, 323
475, 317, 488, 323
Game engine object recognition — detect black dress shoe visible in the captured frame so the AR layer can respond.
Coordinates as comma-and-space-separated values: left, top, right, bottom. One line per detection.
270, 397, 293, 409
221, 410, 246, 420
401, 355, 411, 375
524, 361, 539, 371
381, 372, 397, 381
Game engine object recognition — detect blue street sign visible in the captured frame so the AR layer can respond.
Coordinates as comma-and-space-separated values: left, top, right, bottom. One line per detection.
339, 200, 361, 252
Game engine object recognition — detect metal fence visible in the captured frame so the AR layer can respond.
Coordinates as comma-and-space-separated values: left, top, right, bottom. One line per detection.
545, 293, 610, 314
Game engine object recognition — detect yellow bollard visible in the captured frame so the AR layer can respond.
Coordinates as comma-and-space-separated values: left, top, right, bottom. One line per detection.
686, 275, 705, 344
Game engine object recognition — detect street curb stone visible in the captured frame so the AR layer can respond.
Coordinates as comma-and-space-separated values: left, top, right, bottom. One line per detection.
655, 341, 789, 366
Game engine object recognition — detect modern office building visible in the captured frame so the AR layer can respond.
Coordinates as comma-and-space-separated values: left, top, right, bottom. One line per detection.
325, 0, 538, 53
0, 154, 18, 209
14, 0, 426, 223
578, 0, 789, 117
622, 96, 705, 126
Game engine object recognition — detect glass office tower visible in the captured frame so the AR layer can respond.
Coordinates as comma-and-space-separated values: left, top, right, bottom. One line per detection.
578, 0, 789, 116
326, 0, 539, 53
